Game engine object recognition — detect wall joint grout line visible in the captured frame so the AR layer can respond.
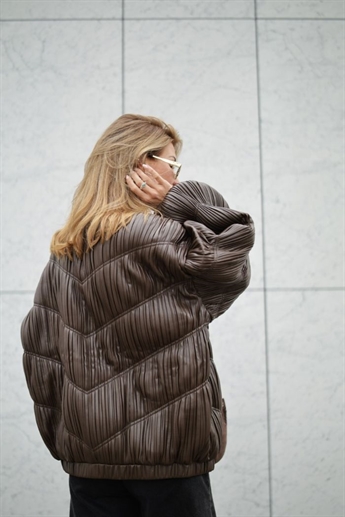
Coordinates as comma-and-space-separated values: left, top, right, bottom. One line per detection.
254, 1, 273, 516
121, 0, 125, 114
1, 17, 344, 23
123, 17, 344, 22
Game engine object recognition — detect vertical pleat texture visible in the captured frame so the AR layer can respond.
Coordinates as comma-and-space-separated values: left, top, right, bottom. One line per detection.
33, 405, 62, 459
21, 180, 254, 477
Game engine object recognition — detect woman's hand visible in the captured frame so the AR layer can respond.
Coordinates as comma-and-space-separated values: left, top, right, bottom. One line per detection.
126, 164, 175, 206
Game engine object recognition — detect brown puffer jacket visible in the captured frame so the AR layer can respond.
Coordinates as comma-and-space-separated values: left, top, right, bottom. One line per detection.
21, 180, 255, 480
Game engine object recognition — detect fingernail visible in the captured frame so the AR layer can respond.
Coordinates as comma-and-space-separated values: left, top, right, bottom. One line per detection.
142, 164, 149, 168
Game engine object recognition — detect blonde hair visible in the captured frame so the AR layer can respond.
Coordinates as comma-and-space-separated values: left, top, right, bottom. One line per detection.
50, 114, 182, 260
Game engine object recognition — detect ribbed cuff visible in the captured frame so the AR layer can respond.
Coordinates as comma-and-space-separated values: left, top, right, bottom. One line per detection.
158, 183, 199, 223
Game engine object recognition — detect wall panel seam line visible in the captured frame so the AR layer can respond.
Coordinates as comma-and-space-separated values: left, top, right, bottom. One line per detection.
121, 0, 125, 114
254, 1, 273, 515
1, 18, 123, 22
1, 18, 344, 23
123, 17, 345, 22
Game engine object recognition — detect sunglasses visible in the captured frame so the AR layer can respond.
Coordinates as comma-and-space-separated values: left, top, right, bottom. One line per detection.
151, 155, 182, 178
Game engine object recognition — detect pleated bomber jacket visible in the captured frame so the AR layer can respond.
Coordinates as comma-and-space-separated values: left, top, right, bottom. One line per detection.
21, 180, 255, 480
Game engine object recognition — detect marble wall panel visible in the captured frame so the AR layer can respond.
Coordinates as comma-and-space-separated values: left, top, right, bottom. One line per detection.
258, 20, 343, 288
1, 21, 122, 291
1, 294, 70, 516
125, 20, 263, 288
125, 0, 254, 19
267, 290, 344, 516
1, 0, 122, 20
257, 0, 344, 19
209, 291, 269, 516
2, 4, 342, 517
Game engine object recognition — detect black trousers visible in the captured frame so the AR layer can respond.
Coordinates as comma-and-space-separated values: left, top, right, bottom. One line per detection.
69, 473, 217, 517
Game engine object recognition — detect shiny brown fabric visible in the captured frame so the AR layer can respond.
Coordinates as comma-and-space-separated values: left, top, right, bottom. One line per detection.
21, 181, 255, 480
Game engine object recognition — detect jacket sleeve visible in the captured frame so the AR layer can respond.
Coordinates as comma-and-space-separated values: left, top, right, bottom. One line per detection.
158, 180, 255, 320
21, 263, 63, 460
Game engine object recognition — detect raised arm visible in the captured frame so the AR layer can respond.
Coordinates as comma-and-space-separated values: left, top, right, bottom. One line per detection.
159, 181, 255, 319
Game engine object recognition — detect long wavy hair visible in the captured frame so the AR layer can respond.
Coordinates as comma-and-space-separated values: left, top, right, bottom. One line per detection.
50, 114, 182, 260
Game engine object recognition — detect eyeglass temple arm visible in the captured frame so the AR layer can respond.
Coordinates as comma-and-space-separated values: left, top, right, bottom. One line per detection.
151, 155, 181, 167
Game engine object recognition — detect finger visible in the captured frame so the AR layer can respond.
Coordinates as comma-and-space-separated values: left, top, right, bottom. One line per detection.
130, 170, 154, 191
126, 174, 152, 197
126, 173, 172, 204
133, 167, 169, 191
126, 171, 146, 190
125, 174, 137, 190
142, 164, 172, 187
131, 167, 156, 187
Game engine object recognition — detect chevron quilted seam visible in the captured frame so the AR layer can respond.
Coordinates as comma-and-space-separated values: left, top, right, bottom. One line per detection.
62, 323, 209, 394
60, 380, 209, 453
33, 280, 187, 339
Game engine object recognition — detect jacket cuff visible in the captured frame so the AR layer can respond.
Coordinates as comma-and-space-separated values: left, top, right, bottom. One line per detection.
158, 182, 199, 224
158, 180, 250, 235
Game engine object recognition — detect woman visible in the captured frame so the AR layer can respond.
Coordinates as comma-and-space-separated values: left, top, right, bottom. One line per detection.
21, 114, 255, 517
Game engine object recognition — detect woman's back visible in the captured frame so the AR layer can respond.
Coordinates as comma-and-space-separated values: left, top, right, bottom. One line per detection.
21, 114, 254, 515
